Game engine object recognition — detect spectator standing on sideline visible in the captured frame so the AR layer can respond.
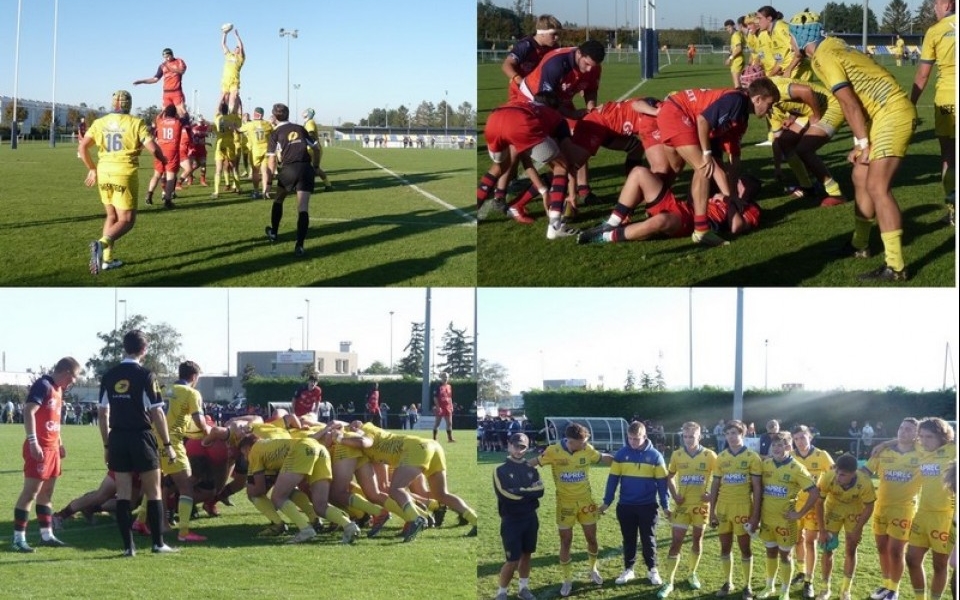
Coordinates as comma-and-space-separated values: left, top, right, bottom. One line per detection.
98, 330, 177, 556
379, 401, 391, 429
494, 433, 545, 600
432, 373, 456, 442
861, 421, 875, 454
366, 383, 381, 427
11, 357, 80, 552
847, 421, 861, 456
714, 419, 727, 452
600, 420, 670, 588
291, 374, 321, 419
407, 404, 419, 430
759, 419, 780, 457
317, 396, 334, 423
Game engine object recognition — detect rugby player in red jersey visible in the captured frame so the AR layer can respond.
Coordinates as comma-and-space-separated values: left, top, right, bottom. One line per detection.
292, 374, 322, 418
134, 48, 188, 118
145, 104, 182, 209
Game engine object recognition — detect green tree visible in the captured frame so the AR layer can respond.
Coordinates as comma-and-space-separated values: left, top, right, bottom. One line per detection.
3, 100, 29, 124
413, 101, 436, 127
654, 366, 667, 392
478, 359, 511, 401
137, 105, 160, 125
913, 0, 937, 32
456, 102, 477, 128
67, 107, 81, 130
477, 0, 523, 42
397, 322, 426, 377
625, 370, 637, 391
241, 363, 258, 383
640, 371, 654, 391
881, 0, 913, 32
363, 360, 392, 375
822, 1, 879, 32
86, 315, 183, 380
439, 322, 474, 378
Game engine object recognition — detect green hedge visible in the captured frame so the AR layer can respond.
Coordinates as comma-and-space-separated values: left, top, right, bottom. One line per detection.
522, 388, 956, 437
244, 377, 477, 411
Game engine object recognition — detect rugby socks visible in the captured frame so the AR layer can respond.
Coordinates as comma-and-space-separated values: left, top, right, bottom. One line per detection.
250, 495, 284, 525
576, 184, 592, 200
765, 556, 779, 589
664, 554, 681, 584
560, 558, 572, 582
271, 202, 283, 235
426, 499, 441, 512
400, 501, 421, 523
348, 493, 383, 517
36, 505, 54, 541
851, 216, 874, 251
457, 506, 478, 525
913, 587, 926, 599
720, 554, 733, 585
13, 507, 29, 540
278, 500, 310, 531
290, 489, 318, 522
146, 499, 165, 548
688, 550, 702, 576
214, 172, 221, 195
163, 177, 176, 202
177, 496, 194, 536
587, 550, 599, 571
880, 229, 905, 271
511, 183, 539, 210
296, 211, 309, 247
741, 555, 754, 589
547, 174, 567, 221
608, 203, 632, 227
780, 558, 794, 595
383, 497, 407, 520
323, 505, 351, 528
840, 576, 852, 595
787, 154, 813, 187
693, 214, 710, 235
519, 578, 531, 591
494, 187, 507, 206
823, 177, 842, 198
476, 172, 496, 208
97, 236, 115, 262
116, 499, 134, 551
945, 166, 955, 201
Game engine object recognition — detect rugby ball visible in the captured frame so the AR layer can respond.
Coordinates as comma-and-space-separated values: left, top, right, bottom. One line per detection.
221, 23, 234, 33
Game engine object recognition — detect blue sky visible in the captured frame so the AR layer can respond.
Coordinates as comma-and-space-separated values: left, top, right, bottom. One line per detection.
0, 288, 475, 378
479, 288, 959, 394
1, 0, 477, 126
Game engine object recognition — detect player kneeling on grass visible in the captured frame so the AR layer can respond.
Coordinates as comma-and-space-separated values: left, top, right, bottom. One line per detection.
264, 103, 319, 257
789, 9, 917, 281
814, 453, 875, 600
747, 432, 819, 600
765, 75, 847, 206
655, 78, 779, 248
577, 167, 761, 244
477, 93, 582, 240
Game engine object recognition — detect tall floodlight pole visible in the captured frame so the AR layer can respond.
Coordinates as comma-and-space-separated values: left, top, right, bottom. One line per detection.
297, 316, 305, 351
293, 84, 300, 121
688, 288, 693, 389
389, 311, 395, 373
279, 28, 298, 107
118, 299, 127, 324
50, 0, 59, 147
862, 0, 868, 54
733, 288, 744, 420
226, 290, 231, 376
473, 288, 478, 380
304, 299, 310, 350
444, 90, 449, 138
421, 289, 432, 413
11, 0, 23, 150
764, 339, 769, 390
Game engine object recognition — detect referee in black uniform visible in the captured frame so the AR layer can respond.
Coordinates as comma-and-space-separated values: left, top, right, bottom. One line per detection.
493, 433, 545, 600
98, 330, 177, 556
265, 103, 318, 257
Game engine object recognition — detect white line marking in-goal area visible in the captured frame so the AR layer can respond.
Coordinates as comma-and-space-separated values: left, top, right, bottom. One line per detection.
346, 149, 476, 224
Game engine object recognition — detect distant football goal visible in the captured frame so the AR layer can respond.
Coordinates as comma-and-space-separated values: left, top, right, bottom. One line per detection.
544, 416, 630, 452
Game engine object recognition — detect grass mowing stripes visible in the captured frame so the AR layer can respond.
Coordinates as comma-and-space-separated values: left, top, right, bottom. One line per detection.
476, 60, 955, 287
0, 145, 476, 287
0, 424, 480, 599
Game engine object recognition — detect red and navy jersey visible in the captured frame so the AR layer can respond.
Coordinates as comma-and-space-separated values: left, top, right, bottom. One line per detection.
366, 389, 380, 413
192, 122, 209, 148
666, 88, 752, 156
155, 58, 186, 92
26, 374, 63, 447
508, 36, 555, 77
435, 383, 453, 410
292, 385, 322, 416
154, 115, 182, 154
521, 47, 602, 103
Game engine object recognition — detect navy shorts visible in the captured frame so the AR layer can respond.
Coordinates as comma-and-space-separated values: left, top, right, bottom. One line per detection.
107, 429, 160, 473
501, 514, 539, 562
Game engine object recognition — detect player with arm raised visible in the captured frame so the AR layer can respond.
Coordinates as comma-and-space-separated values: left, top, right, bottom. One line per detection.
134, 48, 187, 118
220, 26, 245, 114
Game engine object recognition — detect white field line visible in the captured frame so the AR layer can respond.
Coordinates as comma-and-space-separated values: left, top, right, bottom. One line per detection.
346, 149, 476, 224
311, 216, 474, 228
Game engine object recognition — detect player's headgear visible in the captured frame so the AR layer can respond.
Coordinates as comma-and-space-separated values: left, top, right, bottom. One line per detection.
788, 9, 823, 51
254, 106, 264, 117
302, 108, 315, 120
739, 64, 765, 88
111, 90, 132, 114
162, 47, 174, 57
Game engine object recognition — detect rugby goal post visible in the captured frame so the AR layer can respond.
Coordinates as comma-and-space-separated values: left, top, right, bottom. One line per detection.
544, 416, 630, 453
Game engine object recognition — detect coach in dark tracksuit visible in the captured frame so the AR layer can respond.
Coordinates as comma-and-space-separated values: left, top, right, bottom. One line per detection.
493, 433, 544, 600
599, 420, 670, 586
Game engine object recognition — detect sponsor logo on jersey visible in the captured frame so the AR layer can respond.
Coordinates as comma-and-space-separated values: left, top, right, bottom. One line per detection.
920, 463, 942, 476
680, 474, 706, 486
764, 484, 789, 498
884, 470, 914, 483
723, 473, 748, 485
559, 471, 587, 483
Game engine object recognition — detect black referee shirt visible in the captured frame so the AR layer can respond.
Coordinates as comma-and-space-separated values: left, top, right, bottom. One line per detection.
99, 359, 163, 431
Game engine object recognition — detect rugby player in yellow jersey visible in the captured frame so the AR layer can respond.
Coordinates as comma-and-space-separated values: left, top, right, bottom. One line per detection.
220, 26, 245, 114
302, 109, 332, 191
789, 10, 917, 282
745, 15, 762, 68
212, 101, 242, 199
894, 35, 906, 68
815, 453, 876, 600
757, 6, 810, 80
863, 418, 922, 600
709, 419, 763, 600
910, 0, 956, 226
660, 422, 717, 598
79, 90, 166, 275
530, 423, 614, 597
158, 361, 211, 542
749, 432, 819, 600
726, 19, 746, 88
791, 425, 836, 598
240, 107, 274, 199
905, 418, 955, 600
767, 76, 847, 205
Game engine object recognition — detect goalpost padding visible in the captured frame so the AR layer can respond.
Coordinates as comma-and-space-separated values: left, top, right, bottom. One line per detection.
544, 416, 631, 452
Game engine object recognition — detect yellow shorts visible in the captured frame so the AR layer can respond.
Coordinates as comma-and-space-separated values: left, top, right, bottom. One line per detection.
671, 501, 710, 528
797, 490, 820, 531
822, 506, 863, 535
281, 438, 321, 477
397, 438, 446, 477
715, 499, 754, 536
216, 141, 236, 162
868, 99, 917, 160
96, 165, 138, 211
306, 443, 333, 485
873, 504, 917, 541
760, 513, 799, 549
557, 497, 599, 528
934, 103, 956, 138
731, 60, 744, 76
221, 77, 240, 94
909, 510, 955, 553
251, 150, 267, 168
160, 439, 190, 476
811, 101, 845, 138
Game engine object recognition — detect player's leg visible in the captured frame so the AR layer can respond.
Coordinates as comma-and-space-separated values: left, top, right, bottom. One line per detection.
582, 521, 603, 582
13, 477, 43, 550
169, 469, 202, 540
906, 545, 929, 599
558, 525, 575, 590
294, 189, 311, 254
444, 414, 455, 441
929, 550, 950, 599
146, 168, 162, 204
426, 469, 476, 528
661, 522, 688, 593
858, 156, 906, 278
432, 413, 443, 440
938, 132, 955, 224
